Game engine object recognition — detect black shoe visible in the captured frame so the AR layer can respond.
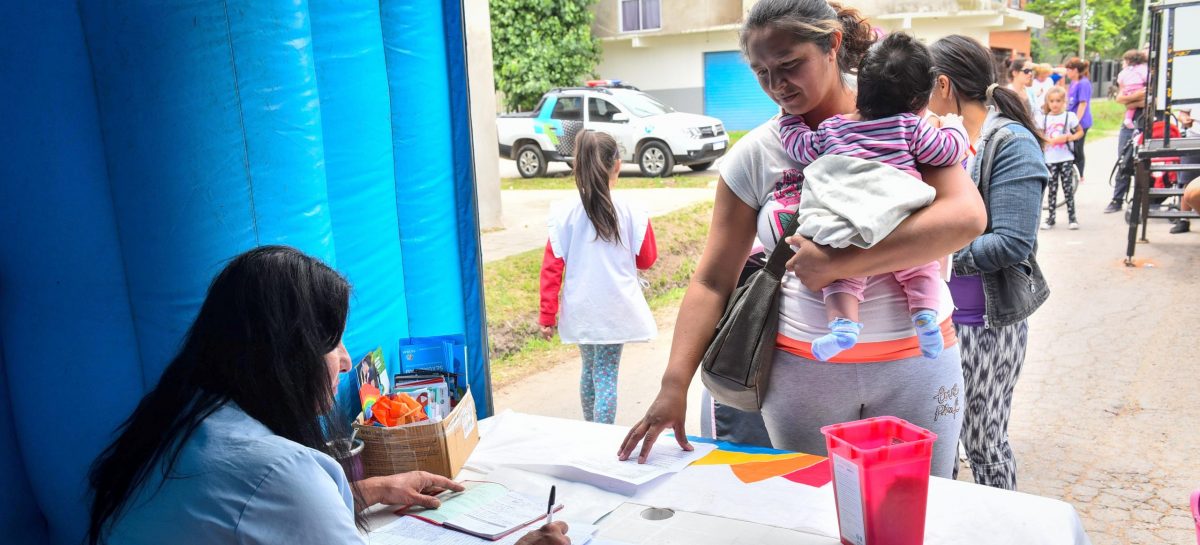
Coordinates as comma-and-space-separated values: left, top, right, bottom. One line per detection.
1170, 219, 1191, 234
1104, 201, 1123, 214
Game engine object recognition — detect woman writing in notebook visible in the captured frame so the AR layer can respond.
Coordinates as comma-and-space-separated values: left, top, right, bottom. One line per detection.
87, 246, 569, 544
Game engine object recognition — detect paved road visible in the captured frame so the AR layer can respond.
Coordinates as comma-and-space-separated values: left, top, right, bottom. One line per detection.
493, 134, 1200, 544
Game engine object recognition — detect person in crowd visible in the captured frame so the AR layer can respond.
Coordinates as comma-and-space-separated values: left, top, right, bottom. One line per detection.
88, 246, 569, 545
1036, 86, 1085, 230
928, 35, 1050, 490
1107, 49, 1151, 214
1006, 57, 1038, 114
1173, 107, 1200, 233
616, 0, 986, 479
778, 32, 968, 361
1052, 67, 1069, 89
1064, 58, 1093, 182
1187, 172, 1200, 213
539, 130, 658, 425
1117, 50, 1149, 130
1032, 63, 1055, 110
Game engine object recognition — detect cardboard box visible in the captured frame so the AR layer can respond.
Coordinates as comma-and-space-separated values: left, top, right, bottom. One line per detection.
355, 391, 479, 479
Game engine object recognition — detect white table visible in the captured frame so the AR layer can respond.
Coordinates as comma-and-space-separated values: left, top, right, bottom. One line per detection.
368, 412, 1091, 545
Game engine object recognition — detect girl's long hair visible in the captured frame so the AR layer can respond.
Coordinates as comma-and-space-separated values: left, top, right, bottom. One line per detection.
87, 246, 359, 543
930, 35, 1046, 147
574, 130, 622, 244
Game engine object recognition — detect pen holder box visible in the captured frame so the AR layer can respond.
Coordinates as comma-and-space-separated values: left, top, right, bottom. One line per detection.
821, 416, 936, 545
355, 391, 479, 479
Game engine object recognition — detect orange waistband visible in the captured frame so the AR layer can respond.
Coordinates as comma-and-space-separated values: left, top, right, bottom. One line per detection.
775, 318, 957, 363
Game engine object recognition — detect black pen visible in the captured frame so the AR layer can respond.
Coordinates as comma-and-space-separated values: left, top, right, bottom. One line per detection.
546, 485, 556, 525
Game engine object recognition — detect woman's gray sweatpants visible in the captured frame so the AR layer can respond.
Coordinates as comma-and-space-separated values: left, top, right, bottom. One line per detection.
759, 347, 965, 478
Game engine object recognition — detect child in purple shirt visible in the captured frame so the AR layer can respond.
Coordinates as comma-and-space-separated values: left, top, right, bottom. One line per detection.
778, 32, 967, 362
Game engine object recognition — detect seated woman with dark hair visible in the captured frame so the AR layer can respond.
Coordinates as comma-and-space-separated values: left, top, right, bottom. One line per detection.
87, 246, 568, 545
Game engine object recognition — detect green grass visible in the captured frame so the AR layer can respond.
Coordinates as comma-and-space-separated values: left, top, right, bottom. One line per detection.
1087, 98, 1126, 139
484, 201, 714, 386
727, 130, 749, 149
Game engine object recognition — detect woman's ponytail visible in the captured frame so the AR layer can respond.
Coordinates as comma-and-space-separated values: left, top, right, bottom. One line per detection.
829, 2, 875, 73
573, 131, 622, 244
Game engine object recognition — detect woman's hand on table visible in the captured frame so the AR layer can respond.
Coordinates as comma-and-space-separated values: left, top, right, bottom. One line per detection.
784, 235, 841, 291
356, 471, 464, 509
617, 386, 693, 464
516, 522, 571, 545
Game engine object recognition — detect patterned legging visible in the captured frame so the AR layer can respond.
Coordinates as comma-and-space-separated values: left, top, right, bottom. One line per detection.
1046, 161, 1078, 225
954, 321, 1029, 490
579, 344, 623, 424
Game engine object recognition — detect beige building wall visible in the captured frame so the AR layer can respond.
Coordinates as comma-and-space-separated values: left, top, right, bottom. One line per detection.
465, 0, 502, 230
593, 0, 742, 38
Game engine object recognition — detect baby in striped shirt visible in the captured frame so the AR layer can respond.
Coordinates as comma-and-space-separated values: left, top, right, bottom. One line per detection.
778, 32, 967, 362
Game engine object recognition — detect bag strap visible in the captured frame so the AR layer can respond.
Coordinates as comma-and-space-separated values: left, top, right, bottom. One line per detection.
763, 214, 799, 278
976, 118, 1019, 234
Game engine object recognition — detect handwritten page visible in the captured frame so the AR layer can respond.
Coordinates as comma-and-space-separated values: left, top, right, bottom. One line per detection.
402, 482, 509, 524
443, 490, 546, 537
369, 517, 597, 545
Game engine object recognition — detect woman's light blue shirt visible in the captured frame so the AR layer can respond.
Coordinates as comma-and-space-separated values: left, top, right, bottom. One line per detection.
104, 403, 366, 544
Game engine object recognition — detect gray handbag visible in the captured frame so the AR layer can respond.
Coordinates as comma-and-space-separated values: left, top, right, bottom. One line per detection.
700, 218, 797, 411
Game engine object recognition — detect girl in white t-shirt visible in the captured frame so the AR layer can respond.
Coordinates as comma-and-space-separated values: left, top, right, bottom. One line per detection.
538, 130, 658, 424
1036, 87, 1084, 230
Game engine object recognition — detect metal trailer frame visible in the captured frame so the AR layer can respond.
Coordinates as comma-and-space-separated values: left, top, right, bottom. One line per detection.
1125, 0, 1200, 264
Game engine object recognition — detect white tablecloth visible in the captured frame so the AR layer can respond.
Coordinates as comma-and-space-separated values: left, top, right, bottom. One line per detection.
368, 412, 1091, 545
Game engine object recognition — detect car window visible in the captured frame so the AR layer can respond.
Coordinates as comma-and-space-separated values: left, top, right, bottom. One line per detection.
616, 92, 673, 117
588, 98, 622, 123
551, 96, 583, 121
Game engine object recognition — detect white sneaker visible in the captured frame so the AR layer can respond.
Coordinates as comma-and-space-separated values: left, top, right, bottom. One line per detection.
1041, 222, 1053, 230
1069, 222, 1079, 230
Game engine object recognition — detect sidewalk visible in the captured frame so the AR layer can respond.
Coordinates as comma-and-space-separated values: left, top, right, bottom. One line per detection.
493, 134, 1200, 544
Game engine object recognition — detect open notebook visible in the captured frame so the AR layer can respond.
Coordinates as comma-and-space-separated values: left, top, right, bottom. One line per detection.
400, 481, 564, 541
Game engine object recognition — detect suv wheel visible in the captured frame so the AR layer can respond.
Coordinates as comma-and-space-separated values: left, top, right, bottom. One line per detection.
516, 144, 546, 178
638, 142, 675, 178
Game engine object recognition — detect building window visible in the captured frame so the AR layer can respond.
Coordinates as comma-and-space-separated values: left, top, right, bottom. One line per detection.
1008, 0, 1023, 8
621, 0, 661, 33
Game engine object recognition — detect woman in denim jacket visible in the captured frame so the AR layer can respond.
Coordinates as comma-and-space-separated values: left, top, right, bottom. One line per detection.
928, 36, 1050, 490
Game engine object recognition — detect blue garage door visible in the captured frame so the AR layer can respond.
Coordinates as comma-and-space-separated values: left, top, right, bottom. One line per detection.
704, 51, 779, 131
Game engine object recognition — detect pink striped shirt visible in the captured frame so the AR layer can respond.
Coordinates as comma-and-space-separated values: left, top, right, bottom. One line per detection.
779, 113, 967, 179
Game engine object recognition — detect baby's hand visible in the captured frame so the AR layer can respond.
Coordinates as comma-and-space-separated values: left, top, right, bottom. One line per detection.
925, 115, 944, 129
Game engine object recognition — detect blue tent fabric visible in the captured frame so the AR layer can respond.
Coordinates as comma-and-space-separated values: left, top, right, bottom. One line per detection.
309, 0, 413, 417
0, 349, 50, 545
380, 0, 468, 340
78, 0, 338, 383
440, 0, 494, 417
0, 3, 147, 543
